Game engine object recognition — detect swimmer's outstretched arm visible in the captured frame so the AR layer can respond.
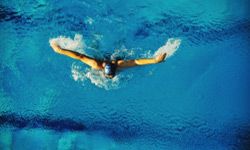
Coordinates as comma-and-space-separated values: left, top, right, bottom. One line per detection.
50, 41, 103, 70
117, 53, 166, 68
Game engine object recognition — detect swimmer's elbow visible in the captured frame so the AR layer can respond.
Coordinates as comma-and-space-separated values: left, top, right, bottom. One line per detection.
117, 60, 137, 68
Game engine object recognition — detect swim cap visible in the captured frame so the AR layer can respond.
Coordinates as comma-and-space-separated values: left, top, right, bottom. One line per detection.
104, 63, 112, 75
104, 63, 116, 77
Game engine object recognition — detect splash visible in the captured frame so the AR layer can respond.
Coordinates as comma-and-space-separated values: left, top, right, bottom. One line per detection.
50, 34, 180, 90
110, 48, 135, 60
154, 38, 181, 59
71, 63, 133, 90
49, 34, 85, 54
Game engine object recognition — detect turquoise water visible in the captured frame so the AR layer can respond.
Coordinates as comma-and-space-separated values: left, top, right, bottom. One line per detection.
0, 0, 250, 149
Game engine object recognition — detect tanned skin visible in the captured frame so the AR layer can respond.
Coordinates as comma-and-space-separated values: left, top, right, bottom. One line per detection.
50, 41, 166, 78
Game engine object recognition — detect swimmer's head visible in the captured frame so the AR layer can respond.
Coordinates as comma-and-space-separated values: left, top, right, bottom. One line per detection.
104, 62, 116, 78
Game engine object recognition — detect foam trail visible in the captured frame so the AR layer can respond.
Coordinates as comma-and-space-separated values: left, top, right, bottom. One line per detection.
154, 38, 181, 59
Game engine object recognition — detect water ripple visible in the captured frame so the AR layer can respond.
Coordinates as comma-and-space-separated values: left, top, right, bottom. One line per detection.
134, 13, 250, 45
1, 111, 249, 149
1, 4, 249, 46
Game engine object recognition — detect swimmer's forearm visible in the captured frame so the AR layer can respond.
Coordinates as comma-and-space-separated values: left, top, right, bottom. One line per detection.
50, 42, 103, 69
134, 58, 158, 65
57, 48, 85, 60
58, 49, 102, 69
117, 58, 157, 68
117, 54, 166, 68
50, 41, 87, 60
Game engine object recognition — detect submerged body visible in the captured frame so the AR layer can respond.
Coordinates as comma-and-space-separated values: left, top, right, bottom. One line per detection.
50, 41, 166, 78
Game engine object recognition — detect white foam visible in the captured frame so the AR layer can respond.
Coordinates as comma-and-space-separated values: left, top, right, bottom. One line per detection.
71, 63, 133, 90
110, 48, 135, 60
49, 34, 86, 54
154, 38, 181, 59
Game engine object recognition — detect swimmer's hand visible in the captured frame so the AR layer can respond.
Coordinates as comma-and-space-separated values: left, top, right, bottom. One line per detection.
50, 40, 62, 53
155, 53, 167, 63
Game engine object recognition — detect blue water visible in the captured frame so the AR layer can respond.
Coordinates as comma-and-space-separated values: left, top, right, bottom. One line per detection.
0, 0, 250, 149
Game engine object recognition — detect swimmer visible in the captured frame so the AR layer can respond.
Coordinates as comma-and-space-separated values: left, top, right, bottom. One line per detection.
50, 41, 166, 78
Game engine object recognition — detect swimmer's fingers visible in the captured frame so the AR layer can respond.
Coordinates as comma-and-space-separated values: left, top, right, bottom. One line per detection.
155, 53, 166, 63
50, 40, 62, 53
49, 40, 57, 48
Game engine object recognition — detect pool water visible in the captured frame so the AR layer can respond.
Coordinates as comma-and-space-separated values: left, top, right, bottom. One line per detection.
0, 0, 250, 149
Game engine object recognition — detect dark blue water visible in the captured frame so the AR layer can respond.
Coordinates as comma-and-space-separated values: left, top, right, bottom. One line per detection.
0, 0, 250, 149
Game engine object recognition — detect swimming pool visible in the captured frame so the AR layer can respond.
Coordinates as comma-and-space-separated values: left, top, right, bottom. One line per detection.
0, 0, 250, 149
